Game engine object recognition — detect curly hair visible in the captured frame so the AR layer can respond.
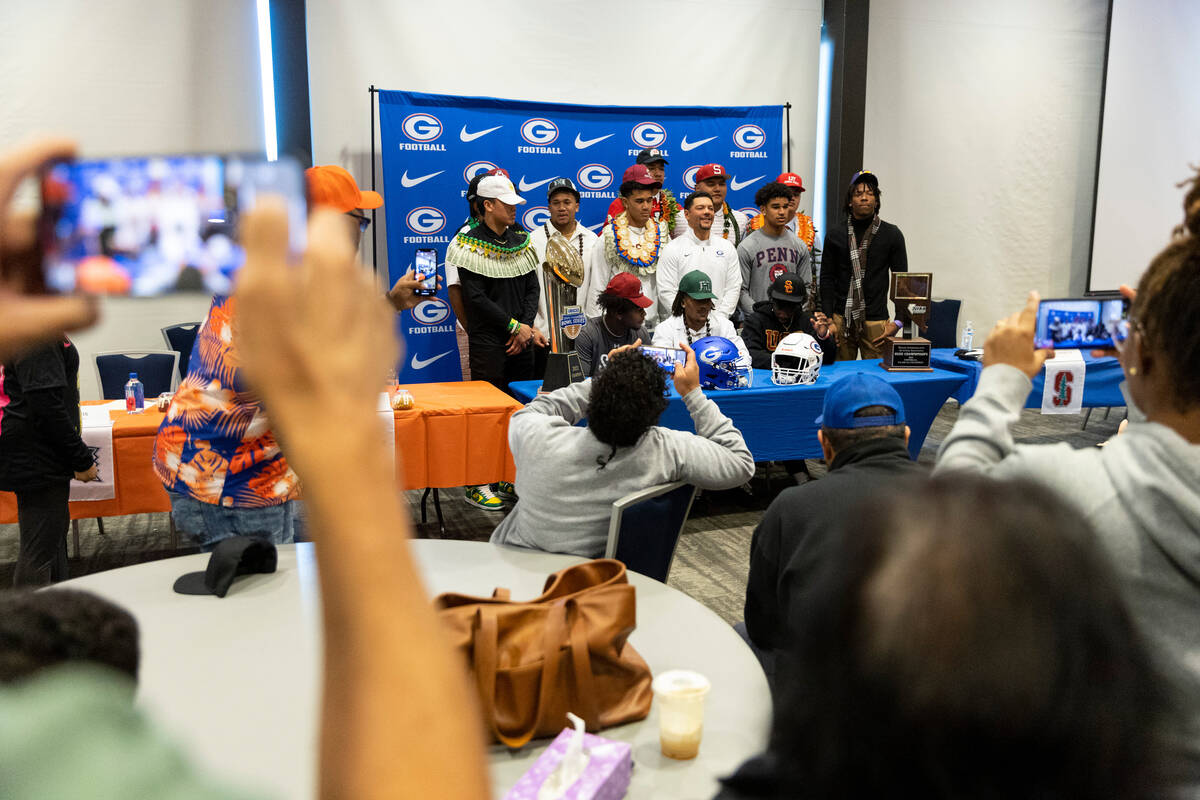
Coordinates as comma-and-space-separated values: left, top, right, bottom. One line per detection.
1132, 166, 1200, 411
755, 182, 793, 208
597, 292, 639, 316
844, 175, 881, 217
588, 350, 669, 468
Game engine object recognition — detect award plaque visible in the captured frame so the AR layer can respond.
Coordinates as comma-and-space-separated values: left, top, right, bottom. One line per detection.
540, 234, 586, 392
881, 272, 933, 372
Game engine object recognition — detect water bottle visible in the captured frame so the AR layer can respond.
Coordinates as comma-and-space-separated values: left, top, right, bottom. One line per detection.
124, 372, 145, 413
961, 321, 975, 351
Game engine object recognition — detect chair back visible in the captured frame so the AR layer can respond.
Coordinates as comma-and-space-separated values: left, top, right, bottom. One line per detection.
604, 481, 698, 582
161, 322, 201, 378
94, 351, 180, 400
926, 298, 962, 348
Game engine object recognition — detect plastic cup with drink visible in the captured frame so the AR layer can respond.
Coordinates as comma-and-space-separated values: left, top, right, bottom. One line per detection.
651, 669, 711, 760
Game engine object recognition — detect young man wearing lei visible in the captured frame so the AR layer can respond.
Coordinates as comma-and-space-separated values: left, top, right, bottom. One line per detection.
656, 191, 742, 321
583, 164, 670, 328
693, 163, 748, 248
747, 172, 817, 250
738, 182, 812, 318
446, 174, 545, 510
528, 177, 598, 363
605, 148, 685, 238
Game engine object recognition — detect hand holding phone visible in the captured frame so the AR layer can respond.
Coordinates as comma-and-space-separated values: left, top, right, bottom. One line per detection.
638, 345, 687, 374
1033, 295, 1129, 350
413, 248, 439, 297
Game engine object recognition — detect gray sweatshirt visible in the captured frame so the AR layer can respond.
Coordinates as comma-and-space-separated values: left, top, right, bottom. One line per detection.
935, 364, 1200, 787
490, 379, 756, 557
737, 228, 811, 316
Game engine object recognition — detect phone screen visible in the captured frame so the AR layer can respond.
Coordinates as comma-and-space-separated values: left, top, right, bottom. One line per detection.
1034, 297, 1129, 350
414, 248, 438, 296
41, 154, 307, 297
639, 345, 687, 373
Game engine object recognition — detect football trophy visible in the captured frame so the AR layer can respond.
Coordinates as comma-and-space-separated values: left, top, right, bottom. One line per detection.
881, 272, 933, 372
540, 234, 587, 392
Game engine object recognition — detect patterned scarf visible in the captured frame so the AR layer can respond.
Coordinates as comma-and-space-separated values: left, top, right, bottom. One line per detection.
844, 214, 881, 342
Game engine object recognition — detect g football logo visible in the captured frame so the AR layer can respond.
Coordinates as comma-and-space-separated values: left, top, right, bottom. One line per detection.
406, 207, 446, 235
682, 165, 702, 190
413, 298, 451, 326
523, 206, 550, 229
463, 160, 498, 182
520, 118, 559, 146
699, 346, 724, 363
402, 113, 442, 142
631, 121, 667, 148
577, 164, 613, 190
733, 124, 765, 151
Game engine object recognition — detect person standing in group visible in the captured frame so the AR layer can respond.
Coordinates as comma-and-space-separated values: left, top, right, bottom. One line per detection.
0, 338, 98, 586
445, 173, 543, 511
583, 164, 670, 328
572, 272, 653, 377
528, 177, 598, 377
605, 148, 684, 238
820, 170, 908, 360
656, 191, 741, 321
738, 182, 811, 318
747, 173, 817, 251
694, 163, 748, 248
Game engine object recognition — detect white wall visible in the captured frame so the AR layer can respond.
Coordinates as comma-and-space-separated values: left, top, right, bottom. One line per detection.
306, 0, 823, 276
0, 0, 265, 397
863, 0, 1108, 336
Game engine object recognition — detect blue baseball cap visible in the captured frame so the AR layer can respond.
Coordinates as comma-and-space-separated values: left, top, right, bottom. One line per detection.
815, 373, 906, 428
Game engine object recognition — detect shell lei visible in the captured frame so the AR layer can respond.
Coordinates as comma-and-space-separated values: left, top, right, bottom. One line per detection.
606, 213, 662, 276
445, 229, 539, 279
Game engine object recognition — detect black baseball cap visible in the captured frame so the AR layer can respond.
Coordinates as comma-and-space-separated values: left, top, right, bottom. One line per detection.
547, 177, 580, 200
769, 272, 806, 303
173, 536, 278, 598
636, 148, 669, 166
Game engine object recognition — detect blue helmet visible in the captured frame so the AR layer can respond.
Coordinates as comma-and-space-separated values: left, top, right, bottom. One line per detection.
692, 336, 753, 390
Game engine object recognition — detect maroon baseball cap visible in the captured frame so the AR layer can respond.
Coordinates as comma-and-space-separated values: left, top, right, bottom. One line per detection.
604, 272, 653, 308
694, 164, 728, 184
621, 164, 660, 187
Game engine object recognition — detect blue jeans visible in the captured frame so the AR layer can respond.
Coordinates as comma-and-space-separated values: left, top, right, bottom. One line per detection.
168, 492, 304, 552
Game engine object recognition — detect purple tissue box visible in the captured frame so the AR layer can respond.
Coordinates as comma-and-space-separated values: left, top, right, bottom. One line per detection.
503, 727, 632, 800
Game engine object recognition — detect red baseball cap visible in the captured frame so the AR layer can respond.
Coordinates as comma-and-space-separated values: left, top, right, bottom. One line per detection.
604, 272, 653, 308
621, 164, 660, 187
777, 172, 805, 192
694, 164, 728, 184
306, 165, 384, 213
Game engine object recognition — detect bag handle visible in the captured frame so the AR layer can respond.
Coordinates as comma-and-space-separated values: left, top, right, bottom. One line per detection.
564, 598, 600, 728
474, 606, 565, 749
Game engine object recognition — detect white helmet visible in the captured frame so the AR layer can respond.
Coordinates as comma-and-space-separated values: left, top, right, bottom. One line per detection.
771, 332, 823, 385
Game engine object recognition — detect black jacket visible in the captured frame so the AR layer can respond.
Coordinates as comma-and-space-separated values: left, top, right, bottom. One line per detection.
741, 300, 838, 370
0, 339, 93, 491
743, 436, 925, 665
819, 217, 907, 320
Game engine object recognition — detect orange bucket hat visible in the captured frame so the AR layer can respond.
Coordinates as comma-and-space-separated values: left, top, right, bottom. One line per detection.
305, 165, 383, 213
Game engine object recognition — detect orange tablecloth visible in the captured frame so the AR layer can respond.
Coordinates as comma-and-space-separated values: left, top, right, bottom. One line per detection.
0, 381, 519, 523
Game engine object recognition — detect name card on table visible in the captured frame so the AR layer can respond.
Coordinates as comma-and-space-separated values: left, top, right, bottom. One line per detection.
1042, 350, 1085, 414
71, 400, 126, 502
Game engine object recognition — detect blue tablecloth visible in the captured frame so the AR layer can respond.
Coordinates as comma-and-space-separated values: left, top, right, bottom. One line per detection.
929, 348, 1125, 408
509, 360, 968, 462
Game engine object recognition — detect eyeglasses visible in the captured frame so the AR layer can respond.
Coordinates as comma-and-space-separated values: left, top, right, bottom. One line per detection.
347, 211, 371, 233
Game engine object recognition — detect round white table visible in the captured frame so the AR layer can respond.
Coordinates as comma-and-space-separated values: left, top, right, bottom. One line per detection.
63, 541, 771, 799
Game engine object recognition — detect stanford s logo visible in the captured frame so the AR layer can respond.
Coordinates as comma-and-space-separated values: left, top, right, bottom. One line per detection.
413, 298, 451, 325
402, 113, 442, 142
1053, 371, 1073, 406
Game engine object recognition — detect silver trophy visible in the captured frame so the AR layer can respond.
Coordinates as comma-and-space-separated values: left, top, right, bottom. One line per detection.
541, 234, 587, 390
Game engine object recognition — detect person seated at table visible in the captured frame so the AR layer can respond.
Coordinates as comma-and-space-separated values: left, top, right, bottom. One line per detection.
934, 170, 1200, 790
652, 269, 750, 362
572, 271, 653, 377
721, 474, 1174, 800
0, 588, 139, 685
490, 341, 755, 557
741, 272, 837, 370
741, 373, 922, 683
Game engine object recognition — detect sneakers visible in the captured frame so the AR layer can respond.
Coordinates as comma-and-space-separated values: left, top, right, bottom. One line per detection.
464, 484, 504, 511
495, 481, 517, 502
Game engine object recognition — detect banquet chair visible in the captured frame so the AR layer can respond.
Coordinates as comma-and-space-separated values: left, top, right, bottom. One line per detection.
604, 481, 698, 582
94, 351, 180, 400
161, 322, 201, 379
925, 298, 962, 349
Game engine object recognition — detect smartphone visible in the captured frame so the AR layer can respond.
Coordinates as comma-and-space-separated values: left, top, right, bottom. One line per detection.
40, 154, 307, 297
414, 248, 438, 297
1034, 296, 1130, 350
639, 345, 687, 374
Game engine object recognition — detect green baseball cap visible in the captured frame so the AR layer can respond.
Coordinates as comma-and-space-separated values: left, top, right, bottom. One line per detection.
679, 270, 718, 300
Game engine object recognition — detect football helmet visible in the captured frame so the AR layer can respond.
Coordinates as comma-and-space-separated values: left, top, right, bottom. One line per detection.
772, 332, 823, 385
692, 336, 753, 390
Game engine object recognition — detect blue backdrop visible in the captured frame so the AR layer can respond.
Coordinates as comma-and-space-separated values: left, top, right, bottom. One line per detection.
378, 89, 784, 383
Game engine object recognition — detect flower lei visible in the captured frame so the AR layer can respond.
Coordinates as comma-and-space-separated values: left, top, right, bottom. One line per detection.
718, 204, 743, 246
659, 189, 682, 235
454, 227, 532, 257
607, 212, 662, 275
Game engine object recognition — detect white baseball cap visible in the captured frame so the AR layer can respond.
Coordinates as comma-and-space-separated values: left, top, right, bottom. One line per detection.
475, 175, 526, 205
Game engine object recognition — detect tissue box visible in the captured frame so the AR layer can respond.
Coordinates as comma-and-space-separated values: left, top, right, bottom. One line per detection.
504, 727, 632, 800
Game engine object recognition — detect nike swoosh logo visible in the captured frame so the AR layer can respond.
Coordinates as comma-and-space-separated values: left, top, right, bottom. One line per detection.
730, 176, 765, 191
574, 133, 614, 149
518, 176, 555, 192
410, 351, 452, 370
459, 125, 502, 142
400, 170, 444, 188
587, 222, 605, 231
680, 135, 716, 152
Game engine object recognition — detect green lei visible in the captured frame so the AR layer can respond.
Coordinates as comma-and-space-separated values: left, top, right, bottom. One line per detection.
446, 222, 538, 279
660, 189, 682, 235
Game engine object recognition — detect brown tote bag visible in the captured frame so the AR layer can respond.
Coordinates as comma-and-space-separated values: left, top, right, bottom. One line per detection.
434, 559, 653, 748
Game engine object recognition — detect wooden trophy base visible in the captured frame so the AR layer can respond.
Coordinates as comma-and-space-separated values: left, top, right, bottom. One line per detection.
881, 336, 932, 372
540, 351, 584, 393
